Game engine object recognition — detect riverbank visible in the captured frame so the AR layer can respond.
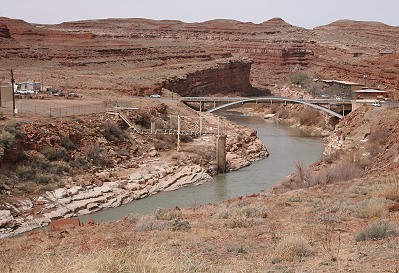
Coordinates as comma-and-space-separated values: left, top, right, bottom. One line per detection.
0, 109, 267, 238
1, 103, 398, 273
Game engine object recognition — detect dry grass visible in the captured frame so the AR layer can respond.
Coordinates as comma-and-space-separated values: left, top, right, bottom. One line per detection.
374, 175, 399, 201
272, 234, 313, 263
4, 246, 215, 273
356, 198, 389, 219
218, 200, 268, 229
154, 207, 182, 220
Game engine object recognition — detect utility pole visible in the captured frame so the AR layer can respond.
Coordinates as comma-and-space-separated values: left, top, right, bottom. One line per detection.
11, 69, 15, 116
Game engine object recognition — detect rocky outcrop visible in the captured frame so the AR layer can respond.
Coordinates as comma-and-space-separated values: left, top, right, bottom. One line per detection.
0, 162, 212, 238
0, 23, 11, 38
162, 57, 253, 96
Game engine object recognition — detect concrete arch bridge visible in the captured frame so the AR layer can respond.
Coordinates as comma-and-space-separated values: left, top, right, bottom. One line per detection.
181, 97, 354, 119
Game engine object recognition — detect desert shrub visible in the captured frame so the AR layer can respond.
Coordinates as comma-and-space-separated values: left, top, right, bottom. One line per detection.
355, 220, 397, 241
40, 146, 68, 161
0, 130, 14, 148
83, 143, 110, 166
219, 200, 268, 229
287, 161, 326, 188
69, 154, 90, 170
275, 108, 290, 119
154, 207, 182, 221
16, 152, 70, 184
134, 215, 169, 232
223, 215, 252, 229
132, 112, 152, 128
16, 165, 57, 184
126, 213, 141, 224
376, 176, 399, 201
30, 153, 51, 169
299, 107, 320, 126
170, 218, 191, 231
16, 165, 37, 181
289, 72, 312, 86
326, 158, 364, 183
61, 136, 76, 150
153, 140, 167, 151
356, 198, 389, 219
32, 172, 58, 184
102, 120, 127, 142
272, 235, 312, 263
3, 121, 25, 139
180, 135, 192, 143
50, 161, 71, 175
368, 127, 390, 146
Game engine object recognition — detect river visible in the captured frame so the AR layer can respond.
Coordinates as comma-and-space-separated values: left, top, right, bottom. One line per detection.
79, 112, 324, 223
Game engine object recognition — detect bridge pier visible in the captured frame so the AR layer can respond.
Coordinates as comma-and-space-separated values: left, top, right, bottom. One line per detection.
216, 134, 227, 174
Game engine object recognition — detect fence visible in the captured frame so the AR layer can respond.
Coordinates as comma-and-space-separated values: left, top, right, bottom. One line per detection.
0, 100, 112, 118
49, 103, 109, 118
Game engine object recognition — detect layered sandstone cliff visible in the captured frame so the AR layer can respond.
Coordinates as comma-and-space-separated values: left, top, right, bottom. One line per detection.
0, 17, 398, 96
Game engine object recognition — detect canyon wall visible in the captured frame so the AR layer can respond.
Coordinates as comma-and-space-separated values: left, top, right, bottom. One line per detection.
0, 17, 398, 96
162, 57, 253, 96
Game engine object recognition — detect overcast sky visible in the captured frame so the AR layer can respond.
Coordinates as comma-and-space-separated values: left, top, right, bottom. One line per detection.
1, 0, 398, 29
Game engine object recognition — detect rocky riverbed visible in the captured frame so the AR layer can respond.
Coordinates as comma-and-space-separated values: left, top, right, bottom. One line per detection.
0, 119, 267, 238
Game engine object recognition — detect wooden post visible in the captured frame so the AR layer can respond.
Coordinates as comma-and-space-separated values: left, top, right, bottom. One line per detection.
177, 115, 181, 151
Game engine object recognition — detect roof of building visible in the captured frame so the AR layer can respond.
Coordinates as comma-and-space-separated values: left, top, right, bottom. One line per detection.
322, 79, 364, 86
353, 89, 387, 93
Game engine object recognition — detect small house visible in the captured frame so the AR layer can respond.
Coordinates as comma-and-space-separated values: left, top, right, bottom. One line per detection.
18, 81, 41, 91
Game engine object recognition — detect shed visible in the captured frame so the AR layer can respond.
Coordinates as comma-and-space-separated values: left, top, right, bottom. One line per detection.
0, 83, 13, 106
322, 80, 365, 92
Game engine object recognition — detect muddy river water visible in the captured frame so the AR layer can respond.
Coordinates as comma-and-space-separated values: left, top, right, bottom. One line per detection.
79, 112, 324, 223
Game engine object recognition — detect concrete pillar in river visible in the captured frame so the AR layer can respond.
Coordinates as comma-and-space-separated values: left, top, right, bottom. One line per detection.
216, 135, 227, 174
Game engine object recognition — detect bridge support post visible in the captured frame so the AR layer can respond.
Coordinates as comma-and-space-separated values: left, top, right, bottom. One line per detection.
200, 102, 204, 112
216, 134, 227, 174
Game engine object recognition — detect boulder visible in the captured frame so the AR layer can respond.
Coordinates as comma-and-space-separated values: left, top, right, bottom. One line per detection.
0, 210, 15, 228
96, 171, 111, 182
53, 188, 68, 199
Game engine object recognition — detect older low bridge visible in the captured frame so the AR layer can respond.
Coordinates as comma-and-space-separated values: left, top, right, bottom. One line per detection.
181, 97, 353, 119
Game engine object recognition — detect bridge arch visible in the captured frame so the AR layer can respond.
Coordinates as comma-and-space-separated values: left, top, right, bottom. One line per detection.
206, 97, 345, 119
